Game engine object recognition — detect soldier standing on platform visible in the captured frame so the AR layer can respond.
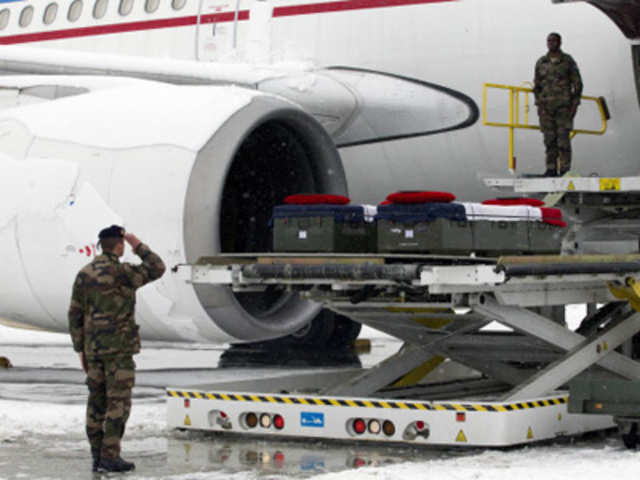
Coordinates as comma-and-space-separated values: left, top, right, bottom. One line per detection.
534, 32, 583, 176
68, 225, 165, 473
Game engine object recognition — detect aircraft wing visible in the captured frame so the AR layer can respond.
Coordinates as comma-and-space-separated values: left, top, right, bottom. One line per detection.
0, 45, 479, 147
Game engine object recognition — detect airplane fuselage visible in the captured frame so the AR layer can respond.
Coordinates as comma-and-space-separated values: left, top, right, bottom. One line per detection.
0, 0, 637, 201
0, 0, 638, 343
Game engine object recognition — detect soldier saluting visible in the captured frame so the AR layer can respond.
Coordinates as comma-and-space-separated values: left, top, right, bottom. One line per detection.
68, 225, 165, 473
534, 32, 583, 177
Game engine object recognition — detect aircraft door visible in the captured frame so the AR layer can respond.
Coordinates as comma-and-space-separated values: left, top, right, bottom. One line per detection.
634, 45, 640, 109
197, 0, 241, 61
243, 0, 273, 63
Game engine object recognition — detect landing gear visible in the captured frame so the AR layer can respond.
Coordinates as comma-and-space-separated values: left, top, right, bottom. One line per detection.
287, 309, 336, 347
327, 314, 362, 349
221, 310, 362, 368
235, 309, 362, 351
632, 332, 640, 360
621, 422, 639, 450
286, 310, 361, 349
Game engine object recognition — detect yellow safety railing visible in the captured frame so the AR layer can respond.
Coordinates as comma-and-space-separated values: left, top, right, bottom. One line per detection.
482, 82, 608, 171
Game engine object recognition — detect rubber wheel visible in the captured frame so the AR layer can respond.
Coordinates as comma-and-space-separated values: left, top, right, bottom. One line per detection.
239, 310, 358, 351
286, 309, 336, 348
632, 332, 640, 360
622, 423, 639, 449
327, 314, 362, 349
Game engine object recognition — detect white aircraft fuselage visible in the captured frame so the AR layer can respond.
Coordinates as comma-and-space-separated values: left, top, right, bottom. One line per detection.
0, 0, 637, 343
1, 0, 637, 194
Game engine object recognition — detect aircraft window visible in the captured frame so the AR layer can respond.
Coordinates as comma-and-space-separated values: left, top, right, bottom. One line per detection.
93, 0, 108, 19
19, 6, 34, 28
119, 0, 133, 16
68, 0, 83, 22
0, 9, 9, 30
43, 3, 58, 25
171, 0, 186, 11
145, 0, 159, 13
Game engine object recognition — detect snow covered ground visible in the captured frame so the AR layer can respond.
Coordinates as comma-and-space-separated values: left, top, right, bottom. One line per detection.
1, 319, 639, 480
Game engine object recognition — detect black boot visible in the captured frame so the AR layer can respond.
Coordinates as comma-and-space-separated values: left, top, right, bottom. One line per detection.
91, 449, 101, 473
543, 168, 557, 177
98, 456, 135, 473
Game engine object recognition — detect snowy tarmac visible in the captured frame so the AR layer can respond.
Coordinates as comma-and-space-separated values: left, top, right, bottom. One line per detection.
1, 320, 639, 480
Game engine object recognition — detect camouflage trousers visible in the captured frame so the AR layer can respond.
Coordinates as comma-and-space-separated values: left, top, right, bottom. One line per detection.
539, 104, 574, 174
85, 355, 135, 460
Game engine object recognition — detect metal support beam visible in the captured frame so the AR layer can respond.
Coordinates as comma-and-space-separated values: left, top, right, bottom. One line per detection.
332, 309, 483, 344
576, 302, 625, 336
329, 311, 531, 393
358, 318, 532, 386
322, 343, 444, 397
323, 316, 489, 396
473, 296, 640, 385
504, 311, 640, 400
529, 306, 566, 326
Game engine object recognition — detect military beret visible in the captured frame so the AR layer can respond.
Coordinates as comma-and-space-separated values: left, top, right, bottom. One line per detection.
98, 225, 125, 240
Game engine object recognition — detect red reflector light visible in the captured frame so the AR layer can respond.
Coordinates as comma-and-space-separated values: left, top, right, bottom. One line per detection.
274, 451, 285, 463
415, 421, 425, 431
184, 399, 190, 408
353, 418, 366, 434
456, 412, 466, 422
220, 411, 227, 418
353, 457, 366, 468
274, 414, 285, 430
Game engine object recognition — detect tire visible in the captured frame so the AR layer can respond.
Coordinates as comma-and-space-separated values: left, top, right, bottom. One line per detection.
621, 423, 639, 449
327, 314, 362, 349
632, 332, 640, 360
238, 310, 353, 350
285, 309, 336, 348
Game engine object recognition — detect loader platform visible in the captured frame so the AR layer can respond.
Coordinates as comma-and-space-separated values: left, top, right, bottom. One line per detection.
167, 176, 640, 447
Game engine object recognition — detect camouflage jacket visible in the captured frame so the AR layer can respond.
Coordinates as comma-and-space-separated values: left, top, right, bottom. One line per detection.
68, 243, 166, 358
534, 51, 583, 108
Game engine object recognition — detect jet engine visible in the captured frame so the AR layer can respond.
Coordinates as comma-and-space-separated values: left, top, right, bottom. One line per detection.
0, 79, 347, 344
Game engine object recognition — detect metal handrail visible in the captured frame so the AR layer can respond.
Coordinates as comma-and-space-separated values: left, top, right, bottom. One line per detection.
482, 82, 608, 171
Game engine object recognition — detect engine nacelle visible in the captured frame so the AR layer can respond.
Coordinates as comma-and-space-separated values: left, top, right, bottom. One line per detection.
0, 80, 347, 343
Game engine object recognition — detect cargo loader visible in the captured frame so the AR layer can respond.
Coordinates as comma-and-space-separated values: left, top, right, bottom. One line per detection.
167, 175, 640, 447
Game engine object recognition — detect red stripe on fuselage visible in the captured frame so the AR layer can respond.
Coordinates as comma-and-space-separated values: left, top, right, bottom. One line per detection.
0, 11, 252, 44
0, 15, 196, 44
273, 0, 454, 17
0, 0, 451, 45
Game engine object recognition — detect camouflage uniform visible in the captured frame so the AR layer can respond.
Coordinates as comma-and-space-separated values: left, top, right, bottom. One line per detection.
534, 51, 583, 174
68, 243, 165, 461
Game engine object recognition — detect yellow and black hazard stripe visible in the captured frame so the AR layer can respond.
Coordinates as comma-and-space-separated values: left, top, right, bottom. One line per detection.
167, 390, 567, 413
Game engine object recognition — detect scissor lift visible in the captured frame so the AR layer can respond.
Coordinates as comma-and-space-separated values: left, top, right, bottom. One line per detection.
167, 175, 640, 447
